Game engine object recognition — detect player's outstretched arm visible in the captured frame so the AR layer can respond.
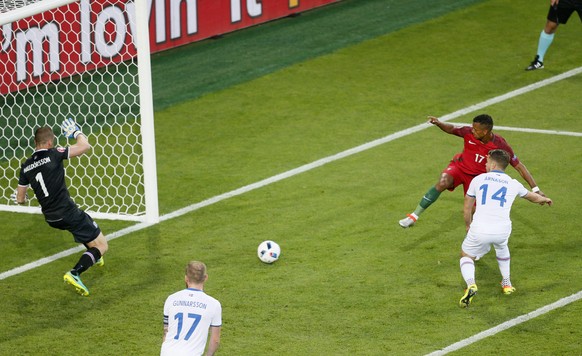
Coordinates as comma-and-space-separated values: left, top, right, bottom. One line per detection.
69, 134, 91, 158
427, 116, 456, 134
62, 118, 91, 158
524, 191, 552, 206
513, 162, 546, 197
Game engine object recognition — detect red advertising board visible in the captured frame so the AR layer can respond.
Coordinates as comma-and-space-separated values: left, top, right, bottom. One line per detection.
0, 0, 337, 95
150, 0, 338, 51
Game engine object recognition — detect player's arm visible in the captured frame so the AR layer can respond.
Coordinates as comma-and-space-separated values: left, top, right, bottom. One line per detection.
162, 324, 168, 342
68, 133, 91, 158
428, 116, 456, 134
206, 326, 221, 356
512, 162, 545, 196
463, 194, 476, 231
15, 185, 28, 204
61, 118, 91, 158
523, 191, 553, 206
13, 168, 30, 204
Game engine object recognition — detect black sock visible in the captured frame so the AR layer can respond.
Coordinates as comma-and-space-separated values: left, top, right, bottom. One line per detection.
71, 247, 102, 276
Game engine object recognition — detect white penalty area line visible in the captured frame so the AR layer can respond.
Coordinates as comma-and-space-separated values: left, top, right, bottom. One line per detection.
1, 66, 581, 283
455, 123, 582, 137
494, 125, 582, 137
426, 290, 582, 356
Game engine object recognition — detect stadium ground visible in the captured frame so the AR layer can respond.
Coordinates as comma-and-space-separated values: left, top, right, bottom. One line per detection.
2, 69, 582, 354
1, 0, 581, 354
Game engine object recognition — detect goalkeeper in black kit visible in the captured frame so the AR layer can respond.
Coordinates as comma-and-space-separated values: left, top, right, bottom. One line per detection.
13, 119, 108, 296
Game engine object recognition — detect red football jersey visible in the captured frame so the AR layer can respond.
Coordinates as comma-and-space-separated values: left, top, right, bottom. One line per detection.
451, 126, 520, 176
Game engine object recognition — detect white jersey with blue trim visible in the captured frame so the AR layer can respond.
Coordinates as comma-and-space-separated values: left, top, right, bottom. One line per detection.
161, 288, 222, 356
466, 170, 528, 234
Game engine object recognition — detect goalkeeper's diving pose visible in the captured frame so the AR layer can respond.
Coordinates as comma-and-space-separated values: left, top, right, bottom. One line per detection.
13, 119, 108, 296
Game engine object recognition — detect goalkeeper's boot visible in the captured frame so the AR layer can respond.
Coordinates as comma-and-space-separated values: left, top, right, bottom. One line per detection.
398, 213, 417, 228
64, 271, 89, 297
525, 55, 544, 71
459, 284, 478, 308
501, 283, 516, 295
95, 257, 105, 267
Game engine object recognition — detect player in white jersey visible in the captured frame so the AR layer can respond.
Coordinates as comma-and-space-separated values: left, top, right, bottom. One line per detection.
458, 149, 553, 308
161, 261, 222, 356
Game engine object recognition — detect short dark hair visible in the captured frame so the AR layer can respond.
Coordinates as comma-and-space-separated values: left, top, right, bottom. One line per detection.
488, 149, 510, 170
473, 114, 493, 131
34, 127, 54, 146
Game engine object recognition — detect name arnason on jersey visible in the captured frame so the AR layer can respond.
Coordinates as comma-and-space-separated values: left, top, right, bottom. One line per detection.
484, 175, 509, 185
172, 300, 208, 309
23, 157, 51, 173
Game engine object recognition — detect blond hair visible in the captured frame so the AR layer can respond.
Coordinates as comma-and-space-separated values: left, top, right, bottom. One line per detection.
185, 261, 207, 284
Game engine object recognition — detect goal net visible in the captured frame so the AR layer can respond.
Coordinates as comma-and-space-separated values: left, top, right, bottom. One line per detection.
0, 0, 159, 222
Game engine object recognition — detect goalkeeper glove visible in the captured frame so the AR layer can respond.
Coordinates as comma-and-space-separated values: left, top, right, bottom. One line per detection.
61, 118, 83, 139
10, 189, 28, 205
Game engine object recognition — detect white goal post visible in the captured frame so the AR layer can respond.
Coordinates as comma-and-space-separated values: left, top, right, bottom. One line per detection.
0, 0, 159, 223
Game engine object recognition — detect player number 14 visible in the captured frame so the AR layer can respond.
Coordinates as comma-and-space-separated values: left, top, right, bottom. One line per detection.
479, 184, 507, 207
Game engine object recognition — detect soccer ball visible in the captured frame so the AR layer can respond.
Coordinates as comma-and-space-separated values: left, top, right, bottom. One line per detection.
257, 240, 281, 264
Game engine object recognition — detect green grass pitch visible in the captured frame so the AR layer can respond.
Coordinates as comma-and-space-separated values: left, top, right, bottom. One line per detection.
1, 0, 582, 354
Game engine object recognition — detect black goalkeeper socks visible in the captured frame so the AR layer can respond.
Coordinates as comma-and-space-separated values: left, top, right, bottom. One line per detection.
71, 247, 102, 276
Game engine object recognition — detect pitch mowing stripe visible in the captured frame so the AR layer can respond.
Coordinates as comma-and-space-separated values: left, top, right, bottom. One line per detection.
1, 66, 582, 284
425, 290, 582, 355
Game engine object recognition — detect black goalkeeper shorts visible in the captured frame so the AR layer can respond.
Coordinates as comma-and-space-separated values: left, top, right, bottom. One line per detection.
47, 208, 102, 244
548, 0, 582, 24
